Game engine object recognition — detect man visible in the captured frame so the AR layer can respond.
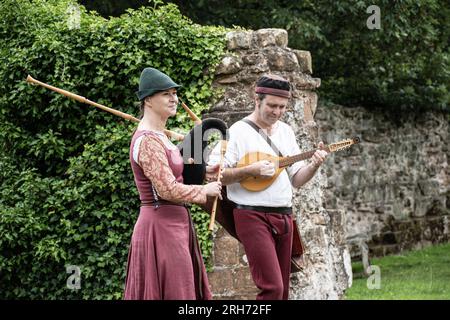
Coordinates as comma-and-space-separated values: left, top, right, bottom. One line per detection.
209, 74, 328, 300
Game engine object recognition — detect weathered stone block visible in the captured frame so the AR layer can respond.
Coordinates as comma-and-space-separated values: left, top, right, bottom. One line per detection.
226, 31, 252, 50
215, 56, 243, 75
242, 53, 264, 65
293, 50, 313, 74
291, 73, 321, 90
297, 91, 318, 122
368, 233, 383, 245
208, 269, 234, 295
238, 243, 249, 266
369, 245, 384, 257
214, 235, 240, 266
312, 213, 326, 225
232, 268, 257, 294
425, 199, 446, 216
374, 206, 385, 214
383, 244, 400, 255
216, 75, 238, 84
253, 28, 288, 48
248, 63, 270, 73
265, 48, 299, 71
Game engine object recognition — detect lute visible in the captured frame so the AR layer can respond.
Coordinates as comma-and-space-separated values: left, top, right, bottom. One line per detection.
237, 137, 360, 191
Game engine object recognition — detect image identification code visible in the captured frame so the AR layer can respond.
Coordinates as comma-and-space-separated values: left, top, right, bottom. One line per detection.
178, 304, 272, 317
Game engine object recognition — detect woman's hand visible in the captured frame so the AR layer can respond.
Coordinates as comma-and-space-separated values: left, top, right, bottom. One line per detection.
203, 181, 222, 199
205, 164, 223, 182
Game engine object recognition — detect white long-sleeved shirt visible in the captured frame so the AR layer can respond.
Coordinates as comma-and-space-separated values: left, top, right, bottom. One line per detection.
208, 119, 305, 207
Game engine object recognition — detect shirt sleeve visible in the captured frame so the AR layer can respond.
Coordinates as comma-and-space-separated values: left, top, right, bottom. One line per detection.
138, 134, 207, 204
285, 127, 306, 183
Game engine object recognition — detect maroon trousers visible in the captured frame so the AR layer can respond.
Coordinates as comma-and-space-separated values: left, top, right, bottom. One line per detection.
233, 209, 293, 300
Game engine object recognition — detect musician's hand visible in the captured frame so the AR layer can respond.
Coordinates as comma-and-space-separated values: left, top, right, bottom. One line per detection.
205, 164, 221, 182
251, 160, 276, 177
204, 181, 222, 199
311, 141, 328, 168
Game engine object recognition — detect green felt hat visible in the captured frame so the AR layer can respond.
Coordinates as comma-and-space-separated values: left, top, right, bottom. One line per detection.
136, 67, 181, 100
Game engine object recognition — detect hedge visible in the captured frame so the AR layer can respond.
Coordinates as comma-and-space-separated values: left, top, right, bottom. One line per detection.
0, 0, 228, 299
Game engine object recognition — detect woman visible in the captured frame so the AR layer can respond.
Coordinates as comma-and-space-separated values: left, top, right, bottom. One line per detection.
124, 67, 221, 300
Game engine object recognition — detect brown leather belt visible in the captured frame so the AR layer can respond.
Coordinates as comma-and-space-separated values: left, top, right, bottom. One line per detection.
140, 200, 185, 207
236, 204, 292, 215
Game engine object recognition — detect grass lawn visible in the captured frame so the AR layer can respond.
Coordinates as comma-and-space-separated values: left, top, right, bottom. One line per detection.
345, 242, 450, 300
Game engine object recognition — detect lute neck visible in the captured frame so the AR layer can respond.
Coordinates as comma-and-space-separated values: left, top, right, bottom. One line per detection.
278, 150, 317, 168
277, 137, 358, 168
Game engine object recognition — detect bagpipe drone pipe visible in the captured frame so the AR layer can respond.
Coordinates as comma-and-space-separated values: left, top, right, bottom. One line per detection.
177, 118, 238, 239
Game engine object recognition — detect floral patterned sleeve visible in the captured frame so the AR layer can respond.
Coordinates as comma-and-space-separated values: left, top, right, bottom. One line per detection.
138, 134, 207, 204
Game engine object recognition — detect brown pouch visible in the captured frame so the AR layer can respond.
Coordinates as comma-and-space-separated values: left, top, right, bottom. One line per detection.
291, 219, 306, 273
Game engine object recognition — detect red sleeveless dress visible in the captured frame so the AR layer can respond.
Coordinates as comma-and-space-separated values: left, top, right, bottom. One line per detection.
124, 130, 211, 300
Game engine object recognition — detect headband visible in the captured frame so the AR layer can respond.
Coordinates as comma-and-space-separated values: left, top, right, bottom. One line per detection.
255, 76, 291, 98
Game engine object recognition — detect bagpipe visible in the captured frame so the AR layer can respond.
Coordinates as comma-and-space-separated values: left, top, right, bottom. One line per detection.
26, 75, 237, 236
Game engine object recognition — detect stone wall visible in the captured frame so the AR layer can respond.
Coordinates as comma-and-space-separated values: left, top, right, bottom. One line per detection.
315, 106, 450, 261
204, 29, 352, 300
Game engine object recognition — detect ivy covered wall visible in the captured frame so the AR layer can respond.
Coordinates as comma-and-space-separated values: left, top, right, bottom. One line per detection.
0, 0, 228, 299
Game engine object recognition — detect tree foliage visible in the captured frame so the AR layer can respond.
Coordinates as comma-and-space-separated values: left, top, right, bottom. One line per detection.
0, 0, 227, 299
77, 1, 449, 111
169, 0, 449, 112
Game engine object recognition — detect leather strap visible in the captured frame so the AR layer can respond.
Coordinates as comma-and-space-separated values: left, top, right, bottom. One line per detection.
241, 118, 283, 157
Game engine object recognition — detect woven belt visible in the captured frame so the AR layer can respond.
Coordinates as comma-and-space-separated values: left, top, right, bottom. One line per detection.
236, 204, 292, 215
